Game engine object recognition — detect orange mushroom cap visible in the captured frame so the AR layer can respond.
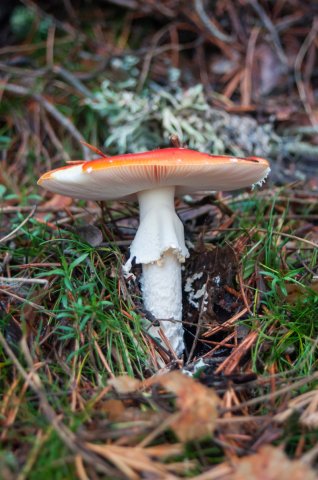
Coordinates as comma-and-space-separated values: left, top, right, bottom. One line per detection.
38, 147, 270, 201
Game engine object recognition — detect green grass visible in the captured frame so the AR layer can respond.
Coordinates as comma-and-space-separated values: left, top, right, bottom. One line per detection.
229, 194, 318, 375
1, 223, 149, 378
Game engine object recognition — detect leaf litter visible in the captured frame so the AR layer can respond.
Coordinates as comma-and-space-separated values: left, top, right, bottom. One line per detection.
231, 446, 316, 480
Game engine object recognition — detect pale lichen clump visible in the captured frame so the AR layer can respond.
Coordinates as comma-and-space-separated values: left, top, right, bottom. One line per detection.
86, 74, 276, 158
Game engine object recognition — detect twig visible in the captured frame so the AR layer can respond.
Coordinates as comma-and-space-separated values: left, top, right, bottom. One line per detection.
202, 307, 249, 338
92, 332, 116, 378
0, 83, 91, 160
206, 227, 318, 250
46, 24, 56, 67
294, 18, 318, 128
99, 0, 139, 10
0, 277, 49, 286
0, 206, 100, 214
0, 288, 56, 317
137, 412, 180, 448
242, 27, 260, 106
0, 206, 36, 244
256, 227, 318, 249
52, 65, 96, 100
248, 0, 288, 65
186, 285, 208, 364
63, 0, 79, 23
216, 415, 268, 424
138, 29, 203, 91
75, 455, 90, 480
194, 0, 234, 43
41, 109, 70, 161
215, 330, 258, 374
221, 371, 318, 413
0, 38, 72, 56
0, 62, 48, 77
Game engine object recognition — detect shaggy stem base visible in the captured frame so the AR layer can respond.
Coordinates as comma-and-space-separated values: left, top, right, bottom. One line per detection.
125, 186, 188, 356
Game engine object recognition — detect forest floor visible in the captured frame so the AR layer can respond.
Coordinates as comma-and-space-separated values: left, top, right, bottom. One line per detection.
0, 1, 318, 479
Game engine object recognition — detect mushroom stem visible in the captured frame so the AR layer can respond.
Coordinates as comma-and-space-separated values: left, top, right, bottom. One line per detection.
142, 251, 184, 355
125, 186, 189, 356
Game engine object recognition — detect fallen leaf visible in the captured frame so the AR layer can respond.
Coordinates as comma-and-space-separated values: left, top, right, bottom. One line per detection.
36, 194, 73, 222
277, 389, 318, 429
285, 280, 318, 304
101, 398, 167, 425
151, 371, 219, 442
108, 375, 142, 394
101, 399, 126, 420
232, 445, 316, 480
40, 193, 72, 210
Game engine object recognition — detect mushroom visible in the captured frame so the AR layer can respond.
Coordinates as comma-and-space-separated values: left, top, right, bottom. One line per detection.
38, 147, 270, 356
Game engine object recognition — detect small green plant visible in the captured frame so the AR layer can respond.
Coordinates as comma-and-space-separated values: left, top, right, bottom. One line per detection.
10, 5, 52, 41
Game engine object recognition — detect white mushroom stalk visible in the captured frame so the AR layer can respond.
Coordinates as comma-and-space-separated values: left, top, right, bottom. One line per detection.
124, 186, 189, 355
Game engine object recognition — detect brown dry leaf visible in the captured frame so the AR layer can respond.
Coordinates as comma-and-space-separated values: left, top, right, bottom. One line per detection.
42, 193, 73, 208
285, 280, 318, 304
108, 375, 142, 394
36, 194, 73, 221
275, 389, 318, 427
152, 371, 219, 442
299, 389, 318, 429
100, 399, 126, 420
39, 193, 72, 210
101, 398, 167, 425
232, 445, 317, 480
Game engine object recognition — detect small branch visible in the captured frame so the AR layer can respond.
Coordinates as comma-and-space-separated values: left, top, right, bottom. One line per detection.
0, 83, 91, 160
0, 288, 56, 318
186, 286, 208, 365
206, 227, 318, 250
294, 18, 318, 128
0, 206, 36, 244
222, 371, 318, 413
194, 0, 234, 43
0, 205, 100, 214
249, 0, 288, 66
0, 277, 49, 286
52, 65, 96, 100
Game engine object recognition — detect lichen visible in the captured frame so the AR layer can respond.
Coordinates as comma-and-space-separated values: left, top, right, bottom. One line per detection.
86, 61, 278, 157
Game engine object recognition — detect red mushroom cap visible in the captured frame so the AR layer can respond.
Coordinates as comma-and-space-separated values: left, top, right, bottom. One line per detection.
38, 147, 270, 201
